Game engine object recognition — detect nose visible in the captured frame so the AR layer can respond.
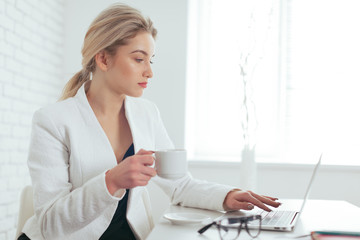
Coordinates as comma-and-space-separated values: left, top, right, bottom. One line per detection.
143, 63, 153, 79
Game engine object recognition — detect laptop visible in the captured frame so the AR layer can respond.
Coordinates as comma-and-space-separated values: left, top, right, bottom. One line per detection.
249, 153, 322, 231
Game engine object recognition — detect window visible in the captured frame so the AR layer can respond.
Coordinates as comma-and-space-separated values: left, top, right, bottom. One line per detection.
185, 0, 360, 165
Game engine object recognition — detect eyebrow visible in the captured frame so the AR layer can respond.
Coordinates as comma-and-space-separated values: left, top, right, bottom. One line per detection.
130, 49, 155, 57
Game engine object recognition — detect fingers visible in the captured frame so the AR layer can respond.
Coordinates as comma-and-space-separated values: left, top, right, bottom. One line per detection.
120, 167, 155, 188
263, 195, 279, 201
230, 200, 256, 211
243, 194, 272, 212
249, 191, 281, 208
132, 167, 157, 187
232, 191, 278, 212
126, 155, 156, 178
141, 164, 157, 177
136, 148, 155, 155
135, 149, 155, 166
110, 151, 157, 189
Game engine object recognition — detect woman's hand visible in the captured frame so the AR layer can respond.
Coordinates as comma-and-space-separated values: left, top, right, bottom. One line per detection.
223, 189, 281, 212
105, 149, 157, 195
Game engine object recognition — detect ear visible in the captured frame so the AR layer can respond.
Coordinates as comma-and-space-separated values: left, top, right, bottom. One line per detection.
95, 51, 111, 71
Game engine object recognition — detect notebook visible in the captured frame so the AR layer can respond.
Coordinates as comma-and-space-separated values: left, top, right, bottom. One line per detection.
250, 153, 323, 231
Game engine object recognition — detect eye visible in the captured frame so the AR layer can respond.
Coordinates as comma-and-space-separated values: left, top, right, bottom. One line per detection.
150, 60, 154, 64
135, 58, 143, 63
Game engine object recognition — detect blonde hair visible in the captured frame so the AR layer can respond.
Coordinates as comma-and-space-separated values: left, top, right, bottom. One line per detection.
59, 3, 157, 100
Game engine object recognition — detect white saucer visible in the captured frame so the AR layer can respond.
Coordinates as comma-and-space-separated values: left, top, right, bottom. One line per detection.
163, 212, 210, 225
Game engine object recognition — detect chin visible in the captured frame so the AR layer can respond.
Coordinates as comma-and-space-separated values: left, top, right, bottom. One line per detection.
128, 90, 144, 98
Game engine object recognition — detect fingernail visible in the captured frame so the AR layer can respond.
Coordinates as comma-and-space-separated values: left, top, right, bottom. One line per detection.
248, 205, 254, 210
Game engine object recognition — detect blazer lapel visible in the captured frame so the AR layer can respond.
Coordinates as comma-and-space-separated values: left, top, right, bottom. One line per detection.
73, 81, 118, 181
124, 97, 155, 239
124, 96, 155, 153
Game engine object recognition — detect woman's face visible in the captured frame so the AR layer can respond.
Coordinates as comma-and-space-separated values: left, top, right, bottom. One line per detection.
105, 31, 155, 97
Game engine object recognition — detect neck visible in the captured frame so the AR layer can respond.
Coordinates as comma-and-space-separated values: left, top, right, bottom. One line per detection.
86, 78, 126, 118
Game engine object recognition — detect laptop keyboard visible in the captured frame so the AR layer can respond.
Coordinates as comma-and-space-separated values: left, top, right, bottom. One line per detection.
260, 210, 294, 226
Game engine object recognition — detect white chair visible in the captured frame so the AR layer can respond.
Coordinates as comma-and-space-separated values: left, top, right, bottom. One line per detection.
15, 185, 34, 239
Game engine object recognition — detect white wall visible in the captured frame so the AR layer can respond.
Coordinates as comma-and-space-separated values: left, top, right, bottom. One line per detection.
0, 0, 65, 239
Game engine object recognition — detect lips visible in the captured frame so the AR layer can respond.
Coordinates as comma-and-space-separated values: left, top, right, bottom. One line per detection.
138, 82, 148, 88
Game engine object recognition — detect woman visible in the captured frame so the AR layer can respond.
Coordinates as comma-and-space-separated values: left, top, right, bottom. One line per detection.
19, 3, 280, 240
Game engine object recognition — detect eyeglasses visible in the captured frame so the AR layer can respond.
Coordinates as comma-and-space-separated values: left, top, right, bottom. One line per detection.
198, 215, 262, 240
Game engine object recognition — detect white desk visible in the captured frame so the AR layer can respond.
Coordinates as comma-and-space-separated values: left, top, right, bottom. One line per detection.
146, 199, 360, 240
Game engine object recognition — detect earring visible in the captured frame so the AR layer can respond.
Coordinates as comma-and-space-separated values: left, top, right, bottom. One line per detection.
90, 72, 93, 80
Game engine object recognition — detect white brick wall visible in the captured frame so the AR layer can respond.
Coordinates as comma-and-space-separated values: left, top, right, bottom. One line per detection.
0, 0, 65, 239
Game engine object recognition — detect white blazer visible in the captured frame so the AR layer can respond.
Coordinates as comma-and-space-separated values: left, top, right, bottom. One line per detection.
22, 81, 233, 240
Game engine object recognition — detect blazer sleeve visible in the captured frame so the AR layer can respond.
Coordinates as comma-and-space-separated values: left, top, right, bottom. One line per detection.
28, 109, 122, 239
151, 105, 234, 211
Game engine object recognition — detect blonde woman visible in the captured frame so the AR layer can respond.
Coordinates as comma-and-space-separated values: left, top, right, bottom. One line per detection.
19, 3, 280, 240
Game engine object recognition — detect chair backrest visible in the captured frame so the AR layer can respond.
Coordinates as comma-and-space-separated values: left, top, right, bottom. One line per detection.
15, 185, 34, 239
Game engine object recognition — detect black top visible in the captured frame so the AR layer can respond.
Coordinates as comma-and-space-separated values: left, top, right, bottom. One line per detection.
99, 144, 136, 240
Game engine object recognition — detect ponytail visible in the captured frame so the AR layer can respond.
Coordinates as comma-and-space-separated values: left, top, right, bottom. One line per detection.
59, 70, 91, 100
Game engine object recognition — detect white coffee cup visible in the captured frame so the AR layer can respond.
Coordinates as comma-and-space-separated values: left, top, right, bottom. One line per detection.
154, 149, 187, 179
